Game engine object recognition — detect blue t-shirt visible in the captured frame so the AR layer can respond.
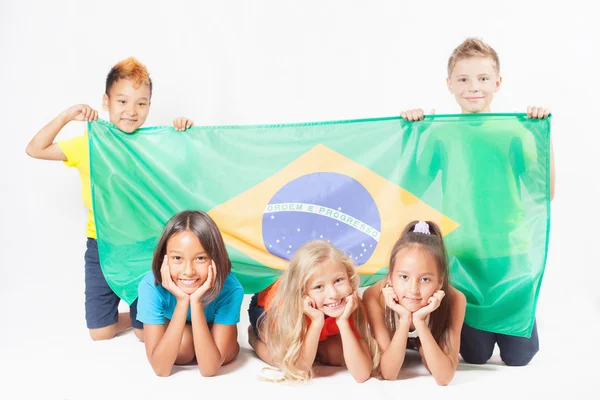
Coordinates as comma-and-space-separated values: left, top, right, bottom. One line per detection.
136, 270, 244, 325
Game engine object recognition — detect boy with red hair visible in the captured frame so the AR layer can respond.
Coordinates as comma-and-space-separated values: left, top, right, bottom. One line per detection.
26, 57, 193, 341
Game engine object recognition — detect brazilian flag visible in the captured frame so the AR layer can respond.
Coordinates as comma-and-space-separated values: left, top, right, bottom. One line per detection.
89, 114, 550, 337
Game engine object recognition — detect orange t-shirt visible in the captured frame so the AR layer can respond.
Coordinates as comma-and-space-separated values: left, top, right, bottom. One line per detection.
257, 280, 280, 309
310, 315, 361, 341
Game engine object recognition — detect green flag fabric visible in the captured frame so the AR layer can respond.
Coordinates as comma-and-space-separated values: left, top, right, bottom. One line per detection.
89, 114, 551, 337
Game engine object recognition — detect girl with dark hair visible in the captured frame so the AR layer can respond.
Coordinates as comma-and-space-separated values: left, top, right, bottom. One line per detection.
363, 220, 466, 385
136, 210, 244, 377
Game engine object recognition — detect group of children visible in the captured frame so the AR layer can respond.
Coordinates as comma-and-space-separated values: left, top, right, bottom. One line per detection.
247, 219, 464, 385
26, 37, 555, 385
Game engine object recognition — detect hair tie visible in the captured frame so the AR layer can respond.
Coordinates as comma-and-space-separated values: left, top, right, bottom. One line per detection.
414, 221, 431, 235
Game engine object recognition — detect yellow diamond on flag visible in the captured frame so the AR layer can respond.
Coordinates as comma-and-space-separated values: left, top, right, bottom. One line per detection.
208, 144, 459, 275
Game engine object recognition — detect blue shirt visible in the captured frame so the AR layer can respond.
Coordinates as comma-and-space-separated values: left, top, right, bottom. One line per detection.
136, 270, 244, 325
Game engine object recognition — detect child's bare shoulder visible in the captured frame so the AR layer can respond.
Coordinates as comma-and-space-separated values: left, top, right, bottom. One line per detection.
449, 285, 466, 308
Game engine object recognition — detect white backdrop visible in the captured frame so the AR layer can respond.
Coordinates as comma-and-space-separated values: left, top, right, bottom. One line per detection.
1, 0, 598, 398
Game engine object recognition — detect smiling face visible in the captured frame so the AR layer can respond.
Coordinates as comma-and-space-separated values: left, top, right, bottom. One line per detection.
389, 246, 443, 312
305, 258, 353, 318
447, 56, 501, 114
166, 230, 211, 295
102, 78, 151, 133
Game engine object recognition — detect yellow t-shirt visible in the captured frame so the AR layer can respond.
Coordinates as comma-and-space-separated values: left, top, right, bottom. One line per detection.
58, 132, 96, 239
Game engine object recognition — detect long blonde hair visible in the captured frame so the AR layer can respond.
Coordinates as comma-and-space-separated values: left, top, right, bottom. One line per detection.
261, 240, 380, 382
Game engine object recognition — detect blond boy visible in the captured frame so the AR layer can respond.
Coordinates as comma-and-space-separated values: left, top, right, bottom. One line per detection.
400, 38, 555, 366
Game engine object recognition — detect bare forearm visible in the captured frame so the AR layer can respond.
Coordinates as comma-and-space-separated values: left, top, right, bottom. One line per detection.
190, 303, 223, 377
337, 322, 372, 383
298, 322, 323, 372
415, 321, 455, 386
149, 299, 189, 376
379, 320, 410, 380
26, 111, 70, 159
364, 294, 391, 350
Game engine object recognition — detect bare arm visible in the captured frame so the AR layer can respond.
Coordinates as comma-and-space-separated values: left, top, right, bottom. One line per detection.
143, 297, 190, 377
416, 288, 466, 386
337, 322, 373, 383
363, 282, 391, 349
25, 105, 98, 160
190, 303, 239, 377
333, 294, 372, 382
293, 295, 326, 373
380, 320, 411, 380
249, 326, 277, 366
298, 318, 324, 372
363, 281, 411, 380
186, 263, 240, 377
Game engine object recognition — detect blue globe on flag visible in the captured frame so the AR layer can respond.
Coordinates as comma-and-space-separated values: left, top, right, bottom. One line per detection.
262, 172, 381, 266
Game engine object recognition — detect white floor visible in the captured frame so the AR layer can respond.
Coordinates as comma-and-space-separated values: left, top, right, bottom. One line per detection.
2, 263, 599, 400
3, 1, 599, 397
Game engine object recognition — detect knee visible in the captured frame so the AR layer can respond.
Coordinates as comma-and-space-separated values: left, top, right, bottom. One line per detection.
89, 327, 116, 341
175, 327, 195, 364
502, 350, 538, 366
175, 350, 195, 365
460, 349, 493, 365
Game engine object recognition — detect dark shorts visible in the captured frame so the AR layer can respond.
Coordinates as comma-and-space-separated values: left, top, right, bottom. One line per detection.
84, 238, 142, 330
248, 293, 266, 335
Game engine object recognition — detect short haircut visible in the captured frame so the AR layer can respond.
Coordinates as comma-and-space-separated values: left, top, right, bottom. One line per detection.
447, 37, 500, 77
105, 57, 152, 97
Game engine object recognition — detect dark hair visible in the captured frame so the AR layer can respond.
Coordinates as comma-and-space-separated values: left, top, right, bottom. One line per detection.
105, 57, 153, 97
385, 220, 452, 349
151, 210, 231, 304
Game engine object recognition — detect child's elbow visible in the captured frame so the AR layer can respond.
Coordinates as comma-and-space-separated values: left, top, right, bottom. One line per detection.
199, 367, 217, 377
152, 366, 172, 377
435, 378, 451, 386
434, 371, 455, 386
352, 371, 371, 384
25, 143, 37, 158
149, 356, 174, 377
381, 370, 398, 381
351, 365, 373, 383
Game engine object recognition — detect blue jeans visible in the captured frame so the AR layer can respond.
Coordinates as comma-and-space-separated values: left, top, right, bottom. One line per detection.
460, 321, 539, 366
